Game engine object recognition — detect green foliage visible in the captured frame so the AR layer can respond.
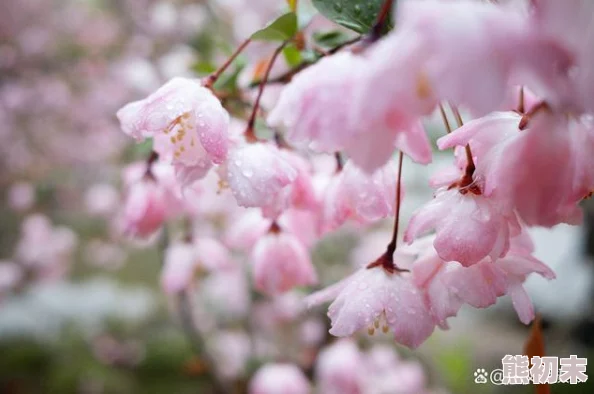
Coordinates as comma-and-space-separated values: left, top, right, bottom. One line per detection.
282, 44, 303, 67
313, 30, 354, 48
312, 0, 389, 33
251, 12, 298, 41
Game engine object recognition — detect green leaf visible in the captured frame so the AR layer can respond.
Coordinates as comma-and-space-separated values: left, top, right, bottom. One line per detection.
312, 0, 389, 34
313, 30, 353, 48
282, 44, 302, 67
191, 61, 217, 75
251, 12, 298, 42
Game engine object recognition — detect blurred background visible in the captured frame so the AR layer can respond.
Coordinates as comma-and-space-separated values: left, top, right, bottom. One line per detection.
1, 0, 593, 393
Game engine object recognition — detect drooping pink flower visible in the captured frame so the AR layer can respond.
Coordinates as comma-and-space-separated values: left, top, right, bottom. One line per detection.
528, 0, 594, 112
15, 214, 78, 280
413, 234, 555, 325
306, 255, 435, 349
438, 111, 593, 226
160, 242, 197, 294
392, 0, 531, 115
120, 178, 167, 238
364, 345, 428, 394
267, 52, 367, 152
251, 230, 317, 295
224, 209, 271, 250
161, 238, 233, 294
405, 188, 520, 266
315, 339, 364, 394
268, 52, 432, 173
249, 363, 310, 394
117, 77, 230, 184
324, 159, 400, 231
224, 143, 297, 217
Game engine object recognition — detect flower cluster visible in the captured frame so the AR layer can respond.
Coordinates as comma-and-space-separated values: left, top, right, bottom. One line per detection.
113, 0, 594, 372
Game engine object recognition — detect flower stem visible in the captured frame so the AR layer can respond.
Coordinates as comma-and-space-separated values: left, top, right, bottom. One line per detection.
386, 151, 404, 257
245, 41, 288, 142
450, 104, 476, 175
439, 104, 452, 134
204, 38, 251, 89
370, 0, 394, 41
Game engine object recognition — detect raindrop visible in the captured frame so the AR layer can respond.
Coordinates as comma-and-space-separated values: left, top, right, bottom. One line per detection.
242, 169, 254, 178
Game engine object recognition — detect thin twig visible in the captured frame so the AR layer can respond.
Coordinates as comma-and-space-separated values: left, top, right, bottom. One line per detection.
205, 38, 251, 89
245, 41, 288, 141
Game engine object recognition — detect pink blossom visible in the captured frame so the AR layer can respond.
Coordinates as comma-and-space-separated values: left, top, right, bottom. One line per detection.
117, 77, 230, 183
268, 52, 432, 172
0, 261, 22, 295
224, 209, 271, 250
405, 188, 520, 266
529, 0, 594, 111
160, 242, 197, 294
7, 182, 35, 211
249, 363, 310, 394
267, 52, 367, 152
393, 0, 529, 115
350, 33, 434, 170
364, 345, 427, 394
209, 330, 251, 379
85, 183, 119, 216
120, 178, 167, 238
252, 231, 317, 295
161, 238, 233, 294
438, 111, 593, 226
316, 339, 364, 394
307, 257, 435, 349
324, 159, 400, 230
225, 143, 297, 217
413, 235, 555, 325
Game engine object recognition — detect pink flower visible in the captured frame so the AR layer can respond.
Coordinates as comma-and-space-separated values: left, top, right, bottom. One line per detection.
161, 238, 233, 294
528, 0, 594, 112
268, 52, 432, 173
224, 209, 271, 250
413, 234, 555, 325
324, 159, 400, 230
405, 188, 520, 266
307, 257, 435, 349
315, 340, 364, 394
120, 178, 167, 238
249, 363, 310, 394
7, 182, 35, 212
393, 0, 530, 115
364, 345, 427, 394
268, 52, 367, 153
117, 77, 230, 183
438, 111, 593, 226
0, 261, 22, 295
160, 242, 197, 294
225, 143, 297, 217
15, 214, 78, 280
252, 231, 317, 295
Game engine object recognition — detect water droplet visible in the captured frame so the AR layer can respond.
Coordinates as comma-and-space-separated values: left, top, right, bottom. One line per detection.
234, 159, 242, 167
333, 2, 343, 13
242, 169, 254, 178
